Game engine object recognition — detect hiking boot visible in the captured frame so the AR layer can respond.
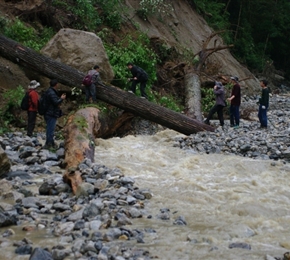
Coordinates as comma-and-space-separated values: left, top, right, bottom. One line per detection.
141, 96, 146, 99
233, 125, 239, 129
42, 144, 51, 150
203, 119, 210, 125
128, 90, 134, 94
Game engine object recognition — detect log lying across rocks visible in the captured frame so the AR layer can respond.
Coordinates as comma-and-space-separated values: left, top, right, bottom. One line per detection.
0, 34, 214, 136
62, 107, 102, 192
63, 107, 101, 168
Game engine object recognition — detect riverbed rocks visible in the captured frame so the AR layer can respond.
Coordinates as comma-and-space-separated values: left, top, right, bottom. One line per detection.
177, 94, 290, 162
0, 132, 157, 259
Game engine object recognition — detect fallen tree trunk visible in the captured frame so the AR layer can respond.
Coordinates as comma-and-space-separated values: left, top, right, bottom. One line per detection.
62, 107, 102, 193
63, 107, 101, 168
0, 34, 214, 135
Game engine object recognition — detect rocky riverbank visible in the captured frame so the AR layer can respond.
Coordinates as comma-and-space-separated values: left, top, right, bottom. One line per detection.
176, 94, 290, 163
0, 94, 290, 260
0, 133, 160, 259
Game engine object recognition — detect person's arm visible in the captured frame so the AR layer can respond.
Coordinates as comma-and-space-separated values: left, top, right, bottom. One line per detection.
227, 85, 237, 101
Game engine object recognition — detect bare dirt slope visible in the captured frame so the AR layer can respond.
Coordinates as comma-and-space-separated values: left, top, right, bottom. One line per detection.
125, 0, 260, 93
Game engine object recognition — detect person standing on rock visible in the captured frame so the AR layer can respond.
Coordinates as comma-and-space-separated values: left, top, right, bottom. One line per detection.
43, 79, 66, 149
26, 80, 40, 137
258, 79, 269, 128
127, 62, 149, 99
84, 65, 103, 103
204, 81, 226, 127
227, 76, 241, 129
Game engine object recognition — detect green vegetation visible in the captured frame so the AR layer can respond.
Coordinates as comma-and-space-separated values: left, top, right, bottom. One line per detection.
137, 0, 174, 20
0, 86, 25, 133
1, 18, 54, 51
73, 115, 88, 132
192, 0, 290, 77
103, 33, 158, 91
52, 0, 123, 30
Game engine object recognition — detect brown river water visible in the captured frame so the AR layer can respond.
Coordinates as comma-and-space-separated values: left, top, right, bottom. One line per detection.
1, 129, 290, 260
94, 129, 290, 260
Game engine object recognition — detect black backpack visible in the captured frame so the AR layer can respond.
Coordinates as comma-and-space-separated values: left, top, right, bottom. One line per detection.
20, 92, 30, 110
38, 90, 49, 115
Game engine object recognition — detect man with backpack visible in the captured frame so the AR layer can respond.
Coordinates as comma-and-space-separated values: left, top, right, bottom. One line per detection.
26, 80, 40, 137
127, 62, 149, 99
82, 65, 103, 103
43, 79, 66, 149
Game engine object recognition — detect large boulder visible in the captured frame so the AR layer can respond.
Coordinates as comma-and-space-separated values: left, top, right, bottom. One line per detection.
41, 28, 114, 84
0, 147, 11, 177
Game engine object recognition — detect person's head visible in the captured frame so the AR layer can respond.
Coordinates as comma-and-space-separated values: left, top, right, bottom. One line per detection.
127, 62, 133, 69
93, 65, 100, 71
230, 76, 239, 83
50, 79, 58, 88
215, 81, 223, 89
28, 80, 40, 89
260, 79, 268, 88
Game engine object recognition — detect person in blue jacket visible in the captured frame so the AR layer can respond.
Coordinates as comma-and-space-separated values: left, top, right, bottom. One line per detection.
43, 79, 66, 149
258, 79, 270, 128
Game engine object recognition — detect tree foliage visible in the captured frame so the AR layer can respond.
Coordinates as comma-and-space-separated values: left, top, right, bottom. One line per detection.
192, 0, 290, 78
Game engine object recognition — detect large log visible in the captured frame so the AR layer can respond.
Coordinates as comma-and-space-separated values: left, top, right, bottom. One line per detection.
0, 34, 214, 135
63, 107, 101, 168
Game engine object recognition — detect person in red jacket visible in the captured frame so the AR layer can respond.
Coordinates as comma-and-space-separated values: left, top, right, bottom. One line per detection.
27, 80, 40, 137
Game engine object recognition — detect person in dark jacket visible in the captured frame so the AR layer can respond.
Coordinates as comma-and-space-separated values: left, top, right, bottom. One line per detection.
84, 65, 103, 103
27, 80, 40, 137
227, 76, 241, 129
204, 81, 226, 127
127, 62, 148, 99
43, 79, 66, 149
258, 79, 270, 128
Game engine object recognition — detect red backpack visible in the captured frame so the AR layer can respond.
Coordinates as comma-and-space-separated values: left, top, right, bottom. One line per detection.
82, 73, 93, 86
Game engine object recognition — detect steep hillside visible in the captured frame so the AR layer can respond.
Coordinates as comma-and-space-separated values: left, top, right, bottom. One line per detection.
124, 0, 259, 92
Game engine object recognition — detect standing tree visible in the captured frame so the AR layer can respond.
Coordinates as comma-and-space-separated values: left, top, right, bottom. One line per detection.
184, 32, 233, 121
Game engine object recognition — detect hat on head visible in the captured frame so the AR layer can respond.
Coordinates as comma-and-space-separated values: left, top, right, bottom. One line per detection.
28, 80, 40, 89
230, 76, 239, 82
215, 81, 223, 88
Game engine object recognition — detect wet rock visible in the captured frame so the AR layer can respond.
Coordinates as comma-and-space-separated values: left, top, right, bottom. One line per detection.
229, 242, 251, 250
173, 215, 187, 225
29, 247, 53, 260
15, 244, 33, 255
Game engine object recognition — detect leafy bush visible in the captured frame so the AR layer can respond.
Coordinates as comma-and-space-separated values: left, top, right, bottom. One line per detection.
137, 0, 173, 20
95, 0, 124, 30
3, 18, 54, 51
103, 33, 158, 92
0, 86, 26, 133
66, 0, 101, 30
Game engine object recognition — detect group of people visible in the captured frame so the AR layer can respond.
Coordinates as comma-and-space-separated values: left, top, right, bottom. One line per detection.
204, 76, 270, 129
25, 63, 269, 148
25, 62, 148, 148
84, 62, 149, 103
26, 79, 66, 149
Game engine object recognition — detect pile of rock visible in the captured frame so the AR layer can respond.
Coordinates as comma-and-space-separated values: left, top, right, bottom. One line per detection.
176, 94, 290, 162
0, 132, 156, 260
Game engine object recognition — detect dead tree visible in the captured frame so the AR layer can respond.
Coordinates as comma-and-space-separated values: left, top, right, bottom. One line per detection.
185, 32, 234, 121
0, 34, 214, 135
